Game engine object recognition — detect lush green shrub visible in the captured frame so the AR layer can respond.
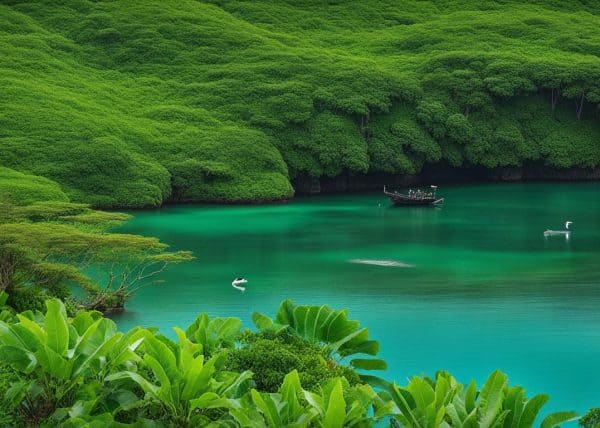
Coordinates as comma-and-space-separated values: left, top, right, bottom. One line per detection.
0, 195, 192, 314
386, 370, 578, 428
580, 408, 600, 428
5, 285, 46, 313
0, 167, 68, 206
227, 331, 360, 392
185, 312, 242, 357
0, 363, 18, 427
253, 299, 388, 383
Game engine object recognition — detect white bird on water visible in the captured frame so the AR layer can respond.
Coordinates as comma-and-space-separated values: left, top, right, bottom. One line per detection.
543, 221, 573, 237
232, 277, 247, 292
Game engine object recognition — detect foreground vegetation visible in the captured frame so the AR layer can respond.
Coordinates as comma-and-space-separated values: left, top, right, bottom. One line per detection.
0, 297, 581, 427
1, 0, 599, 206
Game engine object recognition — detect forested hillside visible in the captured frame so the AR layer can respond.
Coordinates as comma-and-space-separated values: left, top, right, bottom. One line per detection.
1, 0, 599, 207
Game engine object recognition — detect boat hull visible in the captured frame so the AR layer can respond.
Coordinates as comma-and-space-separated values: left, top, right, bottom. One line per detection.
387, 194, 444, 206
543, 230, 570, 236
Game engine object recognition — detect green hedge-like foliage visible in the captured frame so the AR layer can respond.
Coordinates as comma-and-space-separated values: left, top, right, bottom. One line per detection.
0, 167, 68, 206
1, 1, 599, 207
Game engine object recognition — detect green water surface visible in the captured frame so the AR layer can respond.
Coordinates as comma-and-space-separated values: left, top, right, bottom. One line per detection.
116, 182, 600, 417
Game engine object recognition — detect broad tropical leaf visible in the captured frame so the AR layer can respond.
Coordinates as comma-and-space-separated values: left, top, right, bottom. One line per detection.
252, 300, 386, 382
350, 358, 387, 370
44, 299, 69, 355
518, 394, 549, 427
185, 313, 242, 357
478, 370, 508, 428
540, 411, 579, 428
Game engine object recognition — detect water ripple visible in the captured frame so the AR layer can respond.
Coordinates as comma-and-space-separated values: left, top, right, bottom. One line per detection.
349, 258, 414, 267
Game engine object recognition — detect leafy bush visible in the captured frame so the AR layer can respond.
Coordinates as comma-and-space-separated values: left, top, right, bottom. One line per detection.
231, 370, 388, 427
6, 285, 46, 313
227, 331, 360, 392
107, 327, 253, 427
0, 192, 192, 313
253, 299, 387, 385
0, 299, 145, 425
386, 370, 578, 428
0, 167, 68, 206
185, 313, 242, 357
580, 408, 600, 428
0, 362, 18, 426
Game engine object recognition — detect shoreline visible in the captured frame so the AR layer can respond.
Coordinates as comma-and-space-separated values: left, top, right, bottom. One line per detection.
107, 164, 600, 210
292, 163, 600, 195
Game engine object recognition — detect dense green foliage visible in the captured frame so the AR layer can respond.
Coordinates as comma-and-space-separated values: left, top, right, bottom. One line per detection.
386, 370, 578, 428
1, 0, 598, 424
580, 408, 600, 428
0, 299, 579, 427
253, 299, 387, 384
0, 167, 192, 312
227, 331, 360, 393
1, 1, 599, 206
0, 167, 68, 206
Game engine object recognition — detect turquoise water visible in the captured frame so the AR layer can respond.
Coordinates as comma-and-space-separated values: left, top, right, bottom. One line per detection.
115, 182, 600, 417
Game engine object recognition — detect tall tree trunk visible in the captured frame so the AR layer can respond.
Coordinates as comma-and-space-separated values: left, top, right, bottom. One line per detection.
576, 92, 585, 120
0, 251, 17, 292
360, 112, 369, 137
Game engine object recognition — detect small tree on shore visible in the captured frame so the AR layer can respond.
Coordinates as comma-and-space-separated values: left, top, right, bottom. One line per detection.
0, 200, 193, 313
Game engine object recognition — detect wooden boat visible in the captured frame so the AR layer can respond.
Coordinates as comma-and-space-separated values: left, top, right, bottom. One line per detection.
383, 185, 444, 206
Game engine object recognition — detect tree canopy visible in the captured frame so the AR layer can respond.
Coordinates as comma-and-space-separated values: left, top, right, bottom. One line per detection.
0, 0, 598, 206
0, 167, 192, 312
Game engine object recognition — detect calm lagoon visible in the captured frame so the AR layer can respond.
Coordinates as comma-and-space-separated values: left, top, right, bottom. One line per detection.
116, 182, 600, 417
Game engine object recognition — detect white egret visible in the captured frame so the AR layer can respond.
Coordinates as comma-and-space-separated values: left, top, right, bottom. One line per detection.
231, 277, 247, 292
